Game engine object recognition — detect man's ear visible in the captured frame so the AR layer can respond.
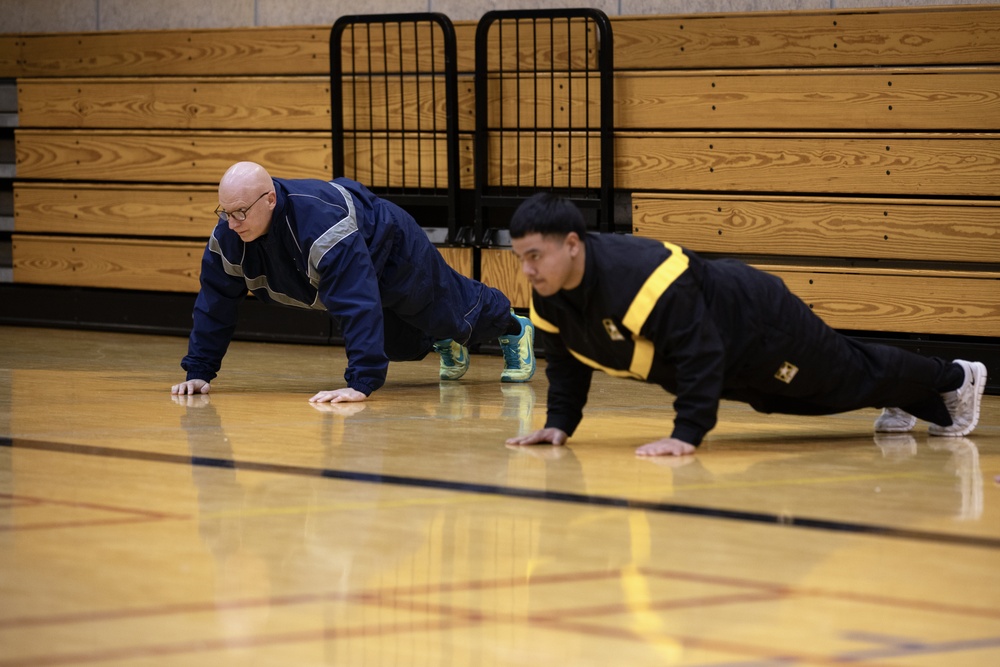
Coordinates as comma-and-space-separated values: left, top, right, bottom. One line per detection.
565, 231, 582, 257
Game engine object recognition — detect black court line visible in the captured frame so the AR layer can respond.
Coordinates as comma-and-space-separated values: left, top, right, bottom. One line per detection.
4, 436, 999, 550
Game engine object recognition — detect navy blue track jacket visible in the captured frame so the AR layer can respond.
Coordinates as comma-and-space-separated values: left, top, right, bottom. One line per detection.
182, 177, 506, 395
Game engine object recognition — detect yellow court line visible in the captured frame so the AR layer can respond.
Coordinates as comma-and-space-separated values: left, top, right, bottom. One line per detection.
200, 494, 495, 520
674, 471, 929, 492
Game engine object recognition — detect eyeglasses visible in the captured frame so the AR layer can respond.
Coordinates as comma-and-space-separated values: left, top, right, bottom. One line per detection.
215, 191, 270, 222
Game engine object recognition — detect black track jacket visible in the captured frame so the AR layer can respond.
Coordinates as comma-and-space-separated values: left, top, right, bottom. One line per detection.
530, 233, 770, 446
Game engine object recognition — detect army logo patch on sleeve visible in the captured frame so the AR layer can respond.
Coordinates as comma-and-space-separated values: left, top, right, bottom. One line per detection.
774, 361, 799, 384
602, 318, 626, 341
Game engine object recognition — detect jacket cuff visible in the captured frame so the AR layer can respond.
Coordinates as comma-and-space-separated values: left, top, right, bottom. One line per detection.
544, 413, 581, 437
347, 381, 375, 397
670, 423, 704, 447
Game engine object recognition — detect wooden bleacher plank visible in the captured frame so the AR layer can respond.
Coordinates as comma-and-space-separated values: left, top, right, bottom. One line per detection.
480, 248, 530, 310
334, 22, 447, 75
4, 7, 997, 77
476, 18, 600, 73
437, 246, 473, 279
0, 35, 22, 77
12, 234, 203, 292
14, 183, 218, 237
334, 21, 462, 74
615, 68, 1000, 131
616, 133, 1000, 197
611, 6, 1000, 70
631, 194, 1000, 264
484, 132, 601, 189
15, 129, 474, 189
15, 129, 331, 183
339, 76, 466, 132
13, 233, 476, 292
17, 77, 332, 131
480, 66, 1000, 132
4, 27, 328, 78
432, 249, 1000, 336
481, 73, 603, 129
758, 265, 1000, 337
339, 133, 474, 190
0, 23, 479, 79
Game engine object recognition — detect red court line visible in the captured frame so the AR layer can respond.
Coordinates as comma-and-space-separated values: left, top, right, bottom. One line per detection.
0, 493, 188, 520
0, 616, 474, 667
2, 567, 990, 667
0, 571, 614, 629
527, 591, 787, 620
534, 618, 905, 667
5, 564, 997, 631
639, 567, 1000, 620
358, 590, 785, 625
383, 569, 617, 596
0, 493, 189, 532
0, 590, 361, 629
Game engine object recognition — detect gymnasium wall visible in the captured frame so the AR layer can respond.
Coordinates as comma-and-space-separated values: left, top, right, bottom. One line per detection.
0, 0, 994, 33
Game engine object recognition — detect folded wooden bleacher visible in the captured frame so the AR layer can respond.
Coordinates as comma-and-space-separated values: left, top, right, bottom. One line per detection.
1, 5, 997, 387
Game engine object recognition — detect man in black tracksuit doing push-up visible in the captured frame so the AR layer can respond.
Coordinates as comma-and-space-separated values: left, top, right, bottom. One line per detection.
504, 193, 987, 457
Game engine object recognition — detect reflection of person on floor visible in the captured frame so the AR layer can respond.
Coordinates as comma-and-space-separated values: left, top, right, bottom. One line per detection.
173, 394, 382, 664
171, 161, 535, 404
175, 395, 274, 640
503, 193, 988, 457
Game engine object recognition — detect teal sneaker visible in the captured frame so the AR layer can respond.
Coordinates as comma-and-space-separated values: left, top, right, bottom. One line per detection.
499, 312, 535, 383
433, 338, 470, 381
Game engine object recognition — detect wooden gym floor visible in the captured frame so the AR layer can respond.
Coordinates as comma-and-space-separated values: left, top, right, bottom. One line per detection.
1, 325, 998, 666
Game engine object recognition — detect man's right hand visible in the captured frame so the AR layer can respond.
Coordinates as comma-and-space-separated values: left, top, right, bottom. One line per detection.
505, 427, 568, 447
171, 379, 211, 395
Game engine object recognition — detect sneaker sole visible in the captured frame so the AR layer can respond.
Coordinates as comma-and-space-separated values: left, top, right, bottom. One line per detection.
874, 421, 916, 434
929, 361, 987, 437
873, 408, 917, 433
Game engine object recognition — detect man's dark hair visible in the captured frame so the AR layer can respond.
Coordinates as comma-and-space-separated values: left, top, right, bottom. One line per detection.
509, 193, 587, 240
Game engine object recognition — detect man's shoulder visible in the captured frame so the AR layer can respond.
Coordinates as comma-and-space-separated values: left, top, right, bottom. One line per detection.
587, 232, 682, 267
279, 178, 348, 204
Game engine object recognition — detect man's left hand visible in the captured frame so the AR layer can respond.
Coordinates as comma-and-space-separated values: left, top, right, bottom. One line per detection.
309, 387, 367, 403
635, 438, 696, 457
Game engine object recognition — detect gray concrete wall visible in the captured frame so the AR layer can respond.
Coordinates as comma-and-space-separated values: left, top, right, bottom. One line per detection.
0, 0, 994, 34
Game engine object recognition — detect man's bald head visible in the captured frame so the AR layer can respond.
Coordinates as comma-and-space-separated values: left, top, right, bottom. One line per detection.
219, 161, 273, 201
217, 162, 277, 242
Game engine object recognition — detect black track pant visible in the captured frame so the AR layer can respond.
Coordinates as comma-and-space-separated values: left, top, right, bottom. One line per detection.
720, 270, 957, 427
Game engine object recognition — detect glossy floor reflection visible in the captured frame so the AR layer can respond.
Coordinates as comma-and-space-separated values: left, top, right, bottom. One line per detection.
1, 326, 998, 666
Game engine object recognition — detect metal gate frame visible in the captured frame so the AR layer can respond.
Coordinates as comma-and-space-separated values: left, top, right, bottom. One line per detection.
330, 13, 462, 244
473, 8, 615, 244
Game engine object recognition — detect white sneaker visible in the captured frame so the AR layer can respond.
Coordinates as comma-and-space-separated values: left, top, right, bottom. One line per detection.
433, 339, 470, 381
929, 360, 987, 437
874, 407, 917, 433
499, 312, 536, 383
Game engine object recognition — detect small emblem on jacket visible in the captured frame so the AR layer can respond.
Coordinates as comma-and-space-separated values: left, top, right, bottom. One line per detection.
774, 361, 799, 384
602, 318, 626, 341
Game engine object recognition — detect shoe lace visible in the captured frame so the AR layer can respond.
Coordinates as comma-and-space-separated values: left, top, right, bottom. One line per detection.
500, 338, 520, 367
435, 341, 457, 366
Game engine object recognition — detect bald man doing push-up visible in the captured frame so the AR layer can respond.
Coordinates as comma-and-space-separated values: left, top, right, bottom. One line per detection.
171, 162, 535, 402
